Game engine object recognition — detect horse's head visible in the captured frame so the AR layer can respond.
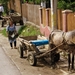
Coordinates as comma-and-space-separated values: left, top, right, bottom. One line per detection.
65, 30, 75, 45
49, 30, 64, 46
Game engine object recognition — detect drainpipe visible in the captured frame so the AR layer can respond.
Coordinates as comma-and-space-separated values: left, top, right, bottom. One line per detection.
50, 0, 58, 31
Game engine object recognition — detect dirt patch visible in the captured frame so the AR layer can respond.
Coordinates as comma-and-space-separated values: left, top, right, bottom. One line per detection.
0, 33, 75, 75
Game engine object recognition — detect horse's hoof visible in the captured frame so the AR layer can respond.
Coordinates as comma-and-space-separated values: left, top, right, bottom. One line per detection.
50, 65, 55, 69
56, 64, 60, 69
71, 69, 75, 73
69, 69, 75, 74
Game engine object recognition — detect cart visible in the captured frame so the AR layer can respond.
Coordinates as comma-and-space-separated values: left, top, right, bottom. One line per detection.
10, 15, 22, 25
18, 36, 62, 66
1, 14, 23, 27
9, 13, 23, 25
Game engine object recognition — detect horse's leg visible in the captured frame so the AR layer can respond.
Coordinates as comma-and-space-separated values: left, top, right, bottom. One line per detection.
68, 53, 71, 71
71, 54, 74, 70
50, 51, 55, 67
49, 44, 56, 68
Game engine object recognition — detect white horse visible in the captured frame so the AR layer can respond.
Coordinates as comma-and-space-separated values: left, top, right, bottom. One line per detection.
49, 30, 75, 70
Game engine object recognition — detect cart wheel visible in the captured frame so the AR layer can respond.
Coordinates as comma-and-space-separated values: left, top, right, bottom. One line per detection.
27, 52, 37, 66
19, 44, 23, 58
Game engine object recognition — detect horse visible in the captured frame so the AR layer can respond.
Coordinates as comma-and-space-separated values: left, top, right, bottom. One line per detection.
49, 30, 75, 71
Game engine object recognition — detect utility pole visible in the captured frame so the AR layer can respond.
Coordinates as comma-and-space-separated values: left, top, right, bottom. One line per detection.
50, 0, 58, 30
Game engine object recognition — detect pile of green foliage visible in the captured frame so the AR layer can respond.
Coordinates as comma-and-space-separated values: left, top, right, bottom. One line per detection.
18, 24, 41, 36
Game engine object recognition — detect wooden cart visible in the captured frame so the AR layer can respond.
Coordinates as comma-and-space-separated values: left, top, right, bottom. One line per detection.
1, 15, 23, 27
18, 36, 61, 66
10, 15, 22, 25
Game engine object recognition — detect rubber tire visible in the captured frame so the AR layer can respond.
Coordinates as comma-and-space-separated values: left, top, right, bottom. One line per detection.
27, 52, 37, 66
19, 44, 23, 58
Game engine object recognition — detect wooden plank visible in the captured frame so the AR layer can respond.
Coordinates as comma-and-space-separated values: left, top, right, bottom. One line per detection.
18, 37, 39, 52
19, 36, 37, 41
18, 37, 31, 46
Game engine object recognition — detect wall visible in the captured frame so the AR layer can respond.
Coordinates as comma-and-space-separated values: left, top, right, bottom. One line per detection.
57, 9, 62, 30
8, 1, 75, 32
14, 0, 21, 14
41, 8, 62, 30
22, 3, 40, 25
8, 0, 15, 10
22, 3, 28, 20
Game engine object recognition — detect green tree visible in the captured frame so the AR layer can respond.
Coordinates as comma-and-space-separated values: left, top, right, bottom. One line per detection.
23, 0, 41, 4
0, 0, 9, 3
0, 0, 10, 15
58, 0, 75, 11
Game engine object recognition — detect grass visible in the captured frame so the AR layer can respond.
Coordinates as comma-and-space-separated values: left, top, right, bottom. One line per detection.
0, 28, 7, 37
1, 23, 42, 37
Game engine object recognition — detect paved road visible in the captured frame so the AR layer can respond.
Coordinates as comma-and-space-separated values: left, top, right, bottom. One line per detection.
0, 45, 22, 75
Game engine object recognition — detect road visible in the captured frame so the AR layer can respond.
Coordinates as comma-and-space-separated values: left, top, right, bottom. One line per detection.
0, 45, 22, 75
0, 34, 69, 75
0, 45, 72, 75
0, 23, 75, 75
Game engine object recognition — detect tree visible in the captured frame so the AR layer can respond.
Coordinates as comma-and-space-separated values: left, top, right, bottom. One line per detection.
58, 0, 75, 11
0, 0, 10, 4
0, 0, 10, 14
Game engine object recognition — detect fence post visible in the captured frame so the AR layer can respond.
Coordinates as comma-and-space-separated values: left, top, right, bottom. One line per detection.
46, 8, 49, 26
62, 10, 72, 32
39, 8, 42, 25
